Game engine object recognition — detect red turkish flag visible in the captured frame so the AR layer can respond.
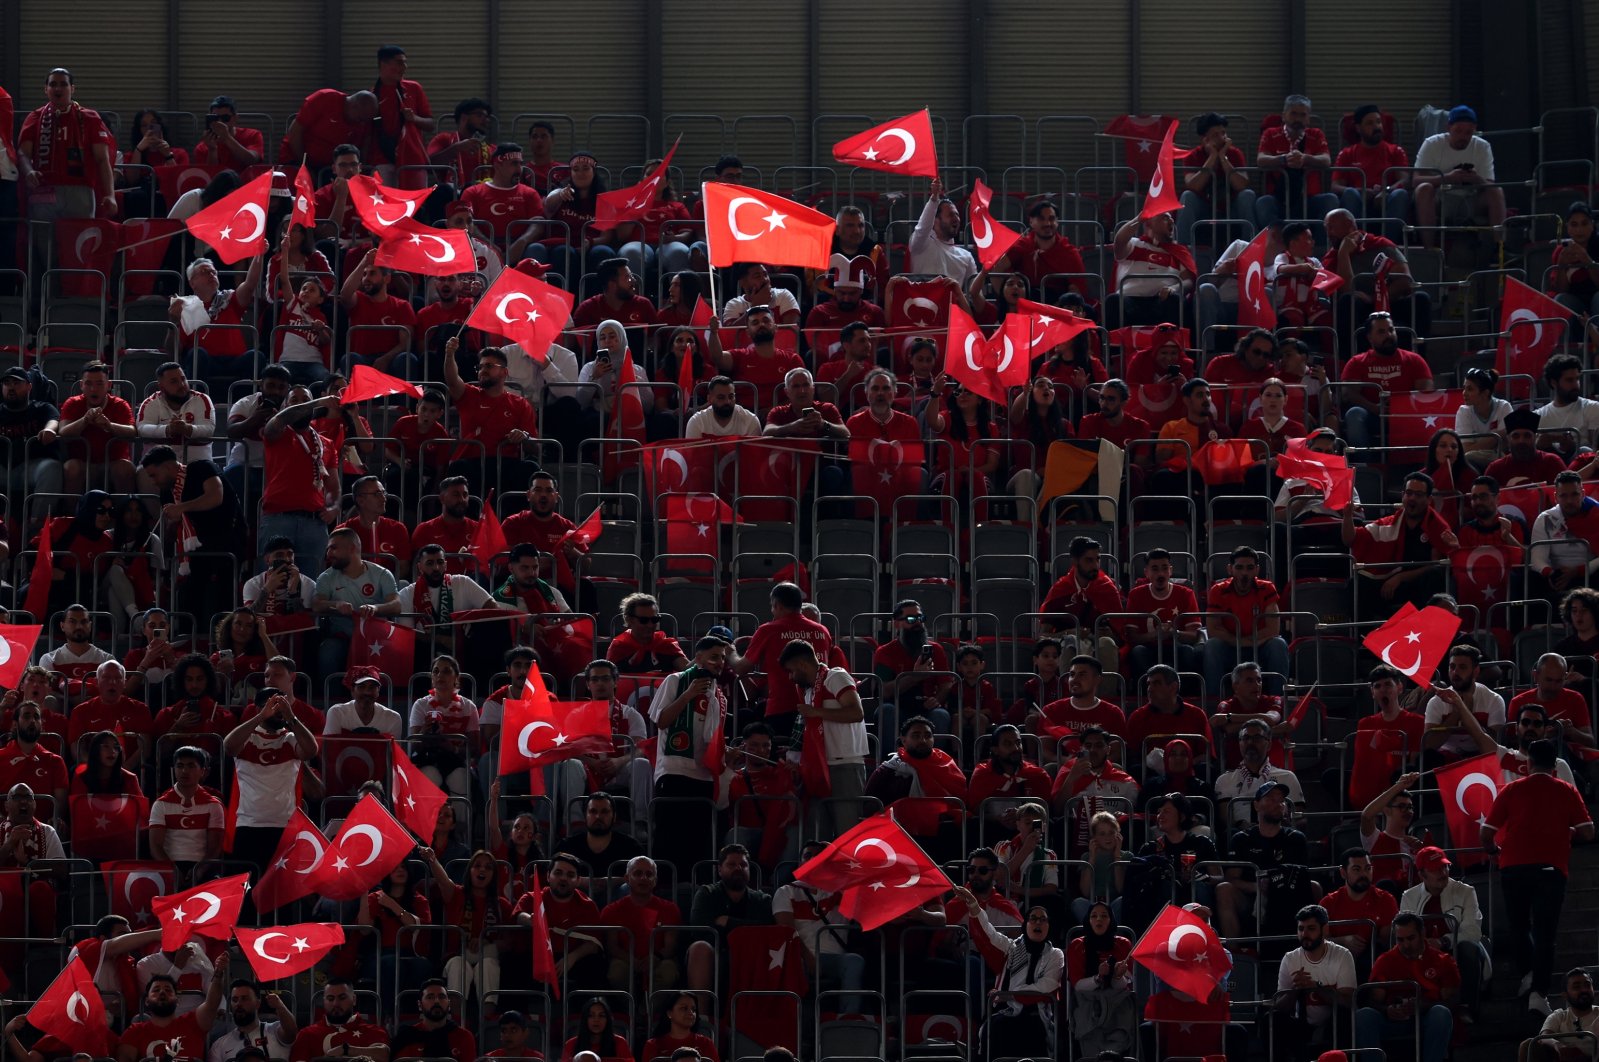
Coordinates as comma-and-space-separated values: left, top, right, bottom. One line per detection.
1498, 277, 1569, 378
347, 617, 416, 686
1283, 686, 1319, 734
150, 872, 249, 952
102, 859, 175, 927
1015, 297, 1096, 353
1275, 438, 1355, 511
530, 701, 614, 767
662, 493, 736, 572
1435, 751, 1502, 859
23, 517, 53, 623
643, 440, 717, 497
27, 957, 107, 1055
1450, 542, 1524, 611
54, 218, 120, 296
702, 182, 835, 270
156, 163, 226, 206
527, 867, 561, 998
71, 794, 147, 863
119, 218, 185, 298
252, 808, 328, 912
1387, 389, 1464, 447
466, 266, 575, 362
236, 923, 346, 980
1361, 603, 1462, 687
291, 165, 316, 232
321, 734, 388, 796
729, 925, 809, 1049
342, 364, 422, 405
595, 135, 682, 228
1130, 904, 1233, 1001
1192, 439, 1257, 486
1140, 122, 1182, 219
0, 623, 41, 688
1235, 228, 1277, 330
553, 506, 603, 593
183, 169, 273, 263
373, 217, 475, 276
792, 811, 953, 930
832, 109, 939, 179
309, 793, 412, 901
347, 174, 432, 235
945, 302, 1031, 405
1350, 727, 1409, 807
473, 496, 510, 574
1311, 267, 1345, 294
966, 178, 1021, 271
613, 349, 647, 446
1105, 115, 1181, 183
391, 737, 449, 841
498, 674, 554, 776
886, 276, 954, 334
850, 437, 926, 512
678, 296, 715, 394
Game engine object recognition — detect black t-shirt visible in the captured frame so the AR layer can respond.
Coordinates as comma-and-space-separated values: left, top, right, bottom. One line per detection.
0, 400, 61, 461
551, 829, 646, 877
179, 458, 244, 549
1228, 825, 1309, 882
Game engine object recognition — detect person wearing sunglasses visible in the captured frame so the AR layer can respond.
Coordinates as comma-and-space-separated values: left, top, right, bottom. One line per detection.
605, 592, 688, 674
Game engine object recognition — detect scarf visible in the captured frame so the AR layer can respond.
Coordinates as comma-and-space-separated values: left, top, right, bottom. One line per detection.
1124, 238, 1198, 278
1163, 739, 1195, 791
800, 668, 832, 798
170, 463, 199, 576
36, 103, 90, 178
1373, 252, 1393, 312
287, 424, 328, 502
415, 578, 453, 625
660, 664, 712, 761
1079, 903, 1120, 975
892, 747, 967, 800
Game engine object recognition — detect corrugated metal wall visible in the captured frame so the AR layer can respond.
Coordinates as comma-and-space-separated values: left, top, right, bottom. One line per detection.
1304, 0, 1454, 153
19, 0, 169, 141
176, 0, 325, 147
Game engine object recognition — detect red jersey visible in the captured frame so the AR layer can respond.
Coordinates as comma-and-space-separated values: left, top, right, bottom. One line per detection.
1205, 577, 1280, 638
58, 394, 134, 462
1040, 568, 1124, 630
1125, 701, 1212, 760
1001, 233, 1088, 293
572, 293, 658, 335
804, 299, 887, 360
845, 407, 921, 444
729, 345, 805, 407
291, 1020, 390, 1062
1077, 412, 1151, 449
1485, 771, 1591, 873
68, 696, 151, 744
290, 88, 364, 169
192, 125, 266, 169
501, 510, 575, 553
455, 386, 537, 456
120, 1013, 208, 1062
1322, 883, 1397, 950
1177, 144, 1247, 205
345, 292, 416, 358
746, 614, 835, 717
1335, 140, 1412, 192
458, 182, 545, 240
512, 886, 601, 957
1124, 580, 1200, 642
151, 698, 235, 739
1257, 125, 1332, 196
262, 428, 333, 514
411, 515, 479, 557
1368, 946, 1461, 1005
598, 893, 680, 958
389, 414, 452, 469
340, 516, 412, 568
0, 740, 68, 795
966, 760, 1054, 808
414, 298, 476, 353
312, 184, 367, 241
1340, 349, 1432, 403
1484, 450, 1569, 488
19, 103, 113, 189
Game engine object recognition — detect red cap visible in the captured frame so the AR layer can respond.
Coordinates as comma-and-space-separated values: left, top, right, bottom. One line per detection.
513, 259, 553, 279
347, 666, 382, 687
1414, 846, 1451, 872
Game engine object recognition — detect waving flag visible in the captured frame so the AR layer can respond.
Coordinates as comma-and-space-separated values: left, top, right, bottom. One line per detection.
832, 110, 939, 178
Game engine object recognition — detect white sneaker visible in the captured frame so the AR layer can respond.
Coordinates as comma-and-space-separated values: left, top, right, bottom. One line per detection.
1529, 992, 1552, 1016
1519, 973, 1534, 996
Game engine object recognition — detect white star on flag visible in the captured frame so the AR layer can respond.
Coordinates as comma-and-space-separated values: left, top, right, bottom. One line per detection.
553, 733, 568, 745
696, 524, 710, 536
219, 227, 232, 240
763, 210, 787, 230
1404, 631, 1421, 644
526, 309, 540, 322
170, 905, 187, 922
768, 943, 787, 970
862, 147, 879, 160
332, 855, 350, 871
409, 234, 423, 245
371, 194, 385, 205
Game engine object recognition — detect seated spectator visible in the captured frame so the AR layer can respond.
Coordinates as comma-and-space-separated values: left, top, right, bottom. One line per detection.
0, 700, 68, 814
1137, 793, 1217, 907
392, 977, 478, 1062
1123, 549, 1203, 678
70, 665, 151, 761
134, 941, 215, 1016
1051, 727, 1137, 855
1423, 643, 1505, 761
461, 142, 544, 248
312, 527, 401, 679
762, 367, 849, 444
485, 787, 546, 896
57, 360, 136, 495
152, 653, 235, 741
1521, 968, 1599, 1061
513, 852, 605, 991
1322, 209, 1431, 349
407, 655, 480, 798
993, 198, 1089, 297
606, 593, 689, 674
341, 255, 418, 378
1125, 665, 1211, 767
1203, 546, 1289, 697
571, 258, 655, 345
193, 96, 264, 168
1413, 105, 1506, 249
552, 792, 645, 896
1213, 662, 1290, 767
804, 259, 885, 359
289, 978, 391, 1062
41, 604, 115, 684
1490, 409, 1570, 489
1136, 739, 1212, 813
1342, 472, 1457, 617
324, 667, 402, 737
529, 151, 619, 278
213, 607, 280, 695
1006, 637, 1066, 729
1356, 911, 1458, 1062
1255, 95, 1336, 228
1271, 904, 1357, 1059
943, 643, 1001, 746
599, 855, 681, 992
561, 998, 634, 1062
1455, 366, 1511, 464
1073, 809, 1129, 922
950, 885, 1063, 1059
1338, 312, 1433, 449
207, 978, 297, 1062
709, 306, 805, 409
1332, 103, 1412, 236
1216, 782, 1311, 940
1066, 899, 1138, 1058
967, 724, 1053, 843
1176, 113, 1254, 245
1214, 719, 1304, 828
31, 489, 114, 622
1269, 221, 1334, 331
1400, 845, 1490, 1016
0, 783, 66, 940
117, 966, 224, 1062
684, 375, 760, 440
1322, 847, 1397, 979
1039, 537, 1123, 679
147, 745, 223, 874
722, 722, 798, 867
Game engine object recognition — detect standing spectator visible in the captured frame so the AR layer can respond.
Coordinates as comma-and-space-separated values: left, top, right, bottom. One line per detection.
260, 391, 341, 579
223, 685, 317, 875
282, 88, 378, 171
1356, 911, 1459, 1062
1271, 905, 1356, 1059
1203, 545, 1290, 696
1255, 95, 1336, 228
427, 98, 495, 188
16, 68, 115, 264
1482, 739, 1594, 1014
909, 178, 978, 285
651, 636, 732, 873
57, 360, 136, 494
731, 582, 834, 731
779, 639, 869, 838
193, 96, 264, 168
441, 339, 539, 494
340, 255, 418, 378
953, 886, 1063, 1060
368, 45, 434, 186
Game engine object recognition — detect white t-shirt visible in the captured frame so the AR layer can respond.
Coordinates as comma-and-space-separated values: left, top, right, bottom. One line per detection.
394, 575, 500, 629
772, 879, 849, 956
233, 727, 302, 829
1276, 941, 1357, 1027
1535, 397, 1599, 450
39, 643, 113, 675
1214, 765, 1305, 826
723, 288, 801, 323
685, 405, 762, 439
909, 196, 978, 284
650, 669, 726, 782
407, 692, 480, 735
227, 393, 269, 467
1455, 398, 1511, 438
242, 571, 317, 613
806, 667, 869, 763
135, 951, 214, 1014
208, 1020, 293, 1062
1415, 133, 1496, 181
1423, 685, 1506, 757
323, 699, 404, 737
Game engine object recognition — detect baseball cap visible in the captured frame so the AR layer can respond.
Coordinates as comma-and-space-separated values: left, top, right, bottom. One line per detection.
209, 95, 237, 111
707, 625, 736, 643
0, 367, 28, 383
498, 1011, 527, 1027
1447, 105, 1478, 125
1254, 780, 1290, 800
1415, 846, 1451, 872
348, 667, 382, 687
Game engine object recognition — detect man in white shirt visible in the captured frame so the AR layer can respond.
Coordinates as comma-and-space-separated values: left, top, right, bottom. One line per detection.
223, 688, 317, 875
207, 979, 298, 1062
685, 375, 761, 439
136, 941, 215, 1014
1273, 904, 1357, 1051
651, 634, 732, 871
324, 666, 404, 737
1423, 643, 1506, 760
136, 362, 216, 464
1400, 846, 1490, 1016
773, 839, 863, 1008
1111, 212, 1196, 327
1536, 354, 1599, 453
1413, 105, 1505, 247
1523, 968, 1599, 1061
908, 178, 978, 284
781, 639, 868, 839
396, 543, 506, 628
721, 262, 801, 326
242, 537, 317, 615
1214, 719, 1305, 826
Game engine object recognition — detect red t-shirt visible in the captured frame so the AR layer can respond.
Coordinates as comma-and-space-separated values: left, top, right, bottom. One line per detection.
1001, 233, 1088, 293
192, 125, 266, 169
572, 293, 658, 334
512, 886, 602, 956
729, 345, 805, 407
501, 510, 575, 553
1485, 771, 1591, 873
340, 516, 413, 568
746, 614, 835, 717
874, 639, 948, 702
312, 184, 367, 241
597, 894, 680, 958
68, 696, 151, 744
1322, 883, 1397, 950
1077, 412, 1152, 450
1508, 687, 1593, 738
804, 299, 887, 360
1040, 569, 1124, 629
1125, 701, 1212, 760
455, 386, 536, 457
1124, 581, 1200, 642
1340, 349, 1433, 403
459, 182, 545, 240
1257, 125, 1332, 195
346, 292, 417, 357
0, 740, 68, 795
291, 88, 361, 169
414, 298, 475, 353
390, 415, 453, 469
58, 394, 134, 462
262, 428, 334, 514
845, 407, 922, 444
120, 1012, 208, 1062
1368, 946, 1461, 1005
1335, 140, 1412, 192
1205, 577, 1280, 639
1177, 144, 1247, 205
411, 515, 479, 557
20, 104, 113, 188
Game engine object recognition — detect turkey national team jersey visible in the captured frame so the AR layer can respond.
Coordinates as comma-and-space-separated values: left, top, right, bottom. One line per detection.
148, 786, 225, 863
232, 727, 304, 828
121, 1013, 208, 1062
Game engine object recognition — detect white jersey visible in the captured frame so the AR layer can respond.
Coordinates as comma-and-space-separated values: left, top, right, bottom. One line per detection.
137, 390, 216, 462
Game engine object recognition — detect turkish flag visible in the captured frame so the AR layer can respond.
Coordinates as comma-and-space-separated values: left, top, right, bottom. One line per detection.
372, 217, 475, 276
71, 794, 147, 863
499, 677, 553, 776
662, 493, 736, 571
966, 177, 1021, 271
183, 169, 273, 263
945, 302, 1031, 405
309, 794, 412, 901
252, 808, 329, 912
347, 617, 416, 686
886, 276, 954, 334
678, 296, 715, 395
236, 923, 346, 980
1498, 277, 1569, 378
737, 439, 818, 514
1452, 541, 1525, 612
23, 517, 54, 623
1140, 122, 1182, 219
643, 440, 718, 497
0, 623, 41, 688
156, 163, 226, 205
1361, 603, 1462, 687
347, 174, 432, 235
102, 859, 175, 928
1105, 115, 1181, 184
530, 701, 614, 767
119, 218, 184, 298
1130, 904, 1233, 1001
1350, 728, 1409, 807
473, 497, 510, 575
342, 364, 422, 405
1311, 267, 1345, 294
54, 218, 120, 297
27, 957, 107, 1054
849, 437, 925, 510
729, 925, 809, 1049
527, 867, 561, 998
1126, 379, 1181, 426
613, 349, 647, 447
1192, 439, 1257, 486
291, 165, 316, 232
1235, 228, 1277, 330
150, 872, 249, 952
832, 109, 939, 179
391, 737, 449, 841
1283, 686, 1319, 734
466, 266, 574, 362
322, 734, 389, 796
1435, 751, 1502, 859
595, 135, 682, 228
1015, 297, 1096, 353
1387, 390, 1464, 448
553, 506, 603, 594
903, 1013, 969, 1049
792, 811, 953, 930
1275, 438, 1354, 511
702, 182, 835, 271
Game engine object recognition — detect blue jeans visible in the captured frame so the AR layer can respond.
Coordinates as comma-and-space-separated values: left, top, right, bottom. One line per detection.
1255, 191, 1339, 230
819, 951, 865, 1014
1340, 187, 1412, 243
342, 351, 421, 381
1202, 635, 1290, 697
318, 633, 350, 683
257, 510, 330, 577
1177, 188, 1258, 245
1344, 405, 1379, 449
280, 360, 331, 387
1455, 938, 1488, 1009
1356, 1003, 1452, 1062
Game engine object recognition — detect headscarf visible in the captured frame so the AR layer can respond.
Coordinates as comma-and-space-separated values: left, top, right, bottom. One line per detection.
64, 490, 111, 544
1163, 737, 1195, 792
596, 318, 628, 356
1079, 899, 1120, 975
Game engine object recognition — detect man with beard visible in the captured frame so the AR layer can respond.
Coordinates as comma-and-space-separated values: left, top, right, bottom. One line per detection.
392, 979, 476, 1062
1039, 538, 1123, 679
399, 543, 511, 672
1440, 685, 1578, 787
999, 199, 1092, 296
1523, 968, 1599, 1060
1357, 912, 1459, 1062
1322, 848, 1396, 978
865, 715, 969, 863
1124, 665, 1212, 768
117, 962, 226, 1062
1422, 644, 1506, 761
684, 374, 760, 439
502, 471, 578, 555
1488, 408, 1570, 488
1338, 312, 1434, 448
804, 256, 885, 358
38, 603, 114, 682
1322, 209, 1430, 352
323, 667, 403, 738
945, 846, 1023, 928
1271, 904, 1356, 1060
686, 843, 775, 1003
815, 321, 876, 406
1536, 353, 1599, 453
1333, 104, 1412, 238
910, 177, 978, 284
571, 257, 656, 347
411, 476, 480, 571
709, 305, 805, 409
461, 142, 544, 257
311, 527, 401, 680
427, 98, 495, 188
340, 254, 418, 379
734, 582, 835, 730
1511, 653, 1597, 768
1078, 378, 1152, 450
223, 667, 318, 875
0, 702, 67, 812
1343, 472, 1458, 617
1037, 656, 1127, 759
1050, 725, 1138, 855
651, 635, 733, 873
441, 340, 539, 494
1215, 719, 1304, 827
871, 600, 953, 736
1255, 94, 1336, 230
1454, 475, 1524, 585
135, 363, 216, 467
552, 792, 645, 894
724, 721, 798, 867
1531, 472, 1599, 600
223, 364, 292, 504
1217, 781, 1310, 940
1202, 546, 1289, 698
967, 724, 1052, 845
207, 980, 297, 1062
290, 978, 390, 1062
58, 359, 136, 495
413, 272, 479, 378
780, 638, 868, 837
490, 543, 586, 682
513, 853, 604, 988
0, 783, 66, 942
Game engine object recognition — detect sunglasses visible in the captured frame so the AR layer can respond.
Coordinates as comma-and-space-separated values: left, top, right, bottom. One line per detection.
631, 615, 660, 625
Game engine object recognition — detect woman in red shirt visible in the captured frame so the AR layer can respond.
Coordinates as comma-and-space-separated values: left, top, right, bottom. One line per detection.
1421, 428, 1471, 525
356, 862, 432, 993
535, 152, 618, 280
658, 327, 707, 410
655, 271, 707, 340
486, 789, 546, 900
927, 383, 1000, 500
1065, 901, 1136, 1056
640, 994, 720, 1062
562, 998, 634, 1062
424, 847, 512, 1004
